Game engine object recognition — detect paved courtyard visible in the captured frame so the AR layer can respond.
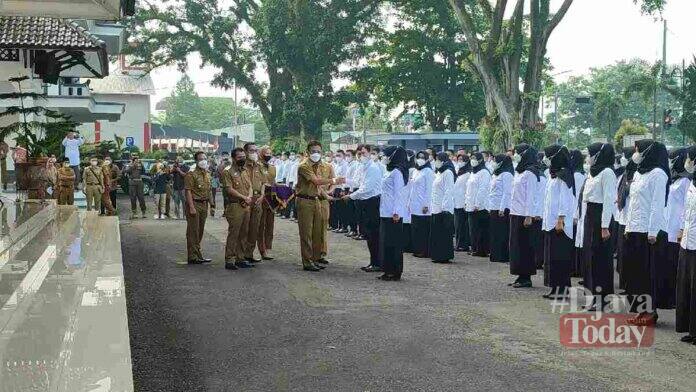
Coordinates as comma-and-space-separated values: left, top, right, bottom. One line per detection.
118, 198, 696, 392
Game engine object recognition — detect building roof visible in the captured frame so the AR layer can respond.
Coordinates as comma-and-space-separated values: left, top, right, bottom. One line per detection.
88, 69, 155, 95
368, 132, 480, 141
0, 16, 106, 51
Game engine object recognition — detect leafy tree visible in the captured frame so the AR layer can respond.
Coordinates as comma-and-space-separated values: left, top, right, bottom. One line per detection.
678, 58, 696, 143
163, 74, 204, 130
614, 119, 649, 147
446, 0, 666, 149
127, 0, 379, 140
623, 60, 679, 139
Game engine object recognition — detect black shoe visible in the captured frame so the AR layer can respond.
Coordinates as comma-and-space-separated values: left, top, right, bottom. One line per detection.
364, 265, 383, 272
303, 265, 322, 272
246, 257, 262, 263
313, 262, 326, 270
338, 229, 349, 233
235, 261, 255, 268
262, 255, 274, 260
225, 262, 238, 270
455, 247, 468, 252
507, 277, 522, 287
315, 258, 330, 265
512, 280, 532, 288
187, 259, 203, 265
346, 232, 357, 237
360, 265, 370, 271
680, 335, 695, 343
201, 258, 212, 263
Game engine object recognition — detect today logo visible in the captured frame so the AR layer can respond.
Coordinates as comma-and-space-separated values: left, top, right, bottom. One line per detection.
559, 314, 655, 348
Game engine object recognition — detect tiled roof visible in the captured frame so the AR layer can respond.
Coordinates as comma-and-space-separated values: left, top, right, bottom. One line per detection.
88, 70, 155, 95
0, 16, 105, 51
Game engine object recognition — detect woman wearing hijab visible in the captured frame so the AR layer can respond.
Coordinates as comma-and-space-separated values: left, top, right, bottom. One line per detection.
410, 151, 435, 258
665, 148, 690, 307
676, 146, 696, 343
541, 145, 576, 299
378, 146, 408, 281
571, 149, 587, 279
488, 154, 514, 263
533, 155, 548, 270
430, 152, 456, 263
581, 142, 617, 310
623, 140, 669, 324
465, 152, 492, 257
454, 154, 472, 252
615, 147, 637, 290
401, 150, 417, 254
509, 144, 540, 288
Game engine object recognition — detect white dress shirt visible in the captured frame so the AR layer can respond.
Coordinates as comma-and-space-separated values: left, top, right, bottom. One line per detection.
465, 169, 491, 212
380, 169, 407, 218
666, 177, 690, 243
345, 159, 359, 190
401, 168, 416, 224
573, 172, 587, 220
681, 182, 696, 250
410, 167, 435, 216
582, 167, 617, 229
350, 160, 382, 200
353, 161, 366, 191
62, 137, 84, 166
431, 169, 455, 214
510, 171, 537, 217
488, 171, 513, 212
287, 160, 299, 186
542, 177, 576, 239
454, 172, 470, 209
533, 174, 547, 218
625, 168, 668, 237
334, 160, 348, 179
275, 160, 286, 183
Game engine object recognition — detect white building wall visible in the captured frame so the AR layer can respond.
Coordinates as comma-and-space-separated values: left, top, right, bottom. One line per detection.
78, 93, 150, 150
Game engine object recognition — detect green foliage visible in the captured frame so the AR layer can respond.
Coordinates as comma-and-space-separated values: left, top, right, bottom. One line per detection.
270, 135, 306, 154
163, 75, 204, 130
679, 57, 696, 143
141, 148, 169, 160
614, 119, 649, 147
477, 117, 506, 153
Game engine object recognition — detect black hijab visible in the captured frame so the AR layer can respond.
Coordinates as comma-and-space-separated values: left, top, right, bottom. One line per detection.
687, 146, 696, 186
570, 149, 585, 174
384, 145, 410, 185
635, 139, 670, 205
415, 150, 432, 170
436, 151, 457, 177
617, 147, 638, 210
544, 144, 575, 195
669, 147, 690, 182
457, 155, 471, 176
471, 152, 486, 174
493, 154, 514, 176
614, 154, 626, 178
514, 143, 540, 180
406, 149, 416, 169
587, 142, 615, 177
537, 151, 548, 173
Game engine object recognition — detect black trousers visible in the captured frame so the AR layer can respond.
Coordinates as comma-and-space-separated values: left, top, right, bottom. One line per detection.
543, 230, 574, 292
380, 217, 403, 276
429, 212, 454, 262
361, 196, 381, 267
509, 215, 536, 277
489, 209, 510, 263
454, 208, 470, 251
468, 209, 490, 257
677, 247, 696, 335
411, 215, 431, 257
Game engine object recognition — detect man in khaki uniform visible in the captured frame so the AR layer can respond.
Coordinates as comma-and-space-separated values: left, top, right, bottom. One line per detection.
223, 148, 255, 270
242, 143, 265, 263
184, 151, 213, 264
83, 156, 104, 212
258, 146, 277, 260
296, 141, 344, 271
320, 163, 335, 261
57, 158, 75, 205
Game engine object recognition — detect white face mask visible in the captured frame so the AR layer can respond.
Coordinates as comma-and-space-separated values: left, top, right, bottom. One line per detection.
289, 155, 296, 161
512, 153, 522, 164
371, 153, 378, 161
620, 156, 629, 167
470, 159, 479, 167
249, 153, 258, 162
583, 163, 591, 173
104, 160, 111, 165
381, 156, 389, 166
434, 160, 443, 169
685, 158, 696, 174
360, 155, 369, 164
197, 160, 208, 170
310, 153, 322, 163
542, 157, 551, 167
416, 158, 426, 167
90, 160, 98, 166
346, 156, 353, 162
490, 162, 501, 171
335, 156, 343, 163
631, 151, 643, 165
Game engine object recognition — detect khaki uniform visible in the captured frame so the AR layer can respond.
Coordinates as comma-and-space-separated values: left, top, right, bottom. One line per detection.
296, 160, 333, 267
83, 165, 104, 211
243, 161, 265, 259
101, 164, 116, 215
184, 168, 212, 261
258, 163, 276, 255
223, 165, 252, 262
321, 164, 335, 256
57, 166, 75, 205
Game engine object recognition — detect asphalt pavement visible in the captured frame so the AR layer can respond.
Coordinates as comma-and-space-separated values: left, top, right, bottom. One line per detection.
118, 196, 696, 392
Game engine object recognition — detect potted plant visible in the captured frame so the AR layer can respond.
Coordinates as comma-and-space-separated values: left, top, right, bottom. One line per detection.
0, 76, 78, 199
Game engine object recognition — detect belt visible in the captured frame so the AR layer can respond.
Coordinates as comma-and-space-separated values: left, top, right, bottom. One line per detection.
297, 194, 321, 201
193, 198, 209, 203
86, 183, 99, 186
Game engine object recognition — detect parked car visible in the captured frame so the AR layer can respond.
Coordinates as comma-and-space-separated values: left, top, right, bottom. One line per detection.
114, 159, 160, 195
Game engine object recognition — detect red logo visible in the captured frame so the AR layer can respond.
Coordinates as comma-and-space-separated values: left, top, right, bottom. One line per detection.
559, 314, 655, 348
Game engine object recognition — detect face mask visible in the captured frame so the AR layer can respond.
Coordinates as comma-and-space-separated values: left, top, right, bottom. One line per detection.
491, 162, 501, 171
631, 151, 643, 165
512, 153, 522, 164
197, 160, 208, 170
360, 155, 370, 164
336, 157, 343, 163
248, 153, 258, 162
236, 159, 246, 167
371, 154, 378, 161
620, 156, 629, 167
470, 159, 479, 167
542, 157, 551, 167
63, 162, 70, 168
685, 158, 696, 174
289, 155, 296, 161
310, 153, 322, 163
583, 163, 591, 173
434, 160, 443, 170
263, 155, 272, 163
381, 156, 389, 166
416, 158, 426, 167
90, 160, 98, 166
346, 156, 353, 162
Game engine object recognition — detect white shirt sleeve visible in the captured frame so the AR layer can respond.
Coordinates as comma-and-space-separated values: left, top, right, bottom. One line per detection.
501, 172, 512, 212
524, 173, 536, 217
601, 169, 618, 229
648, 172, 668, 237
475, 171, 491, 210
392, 171, 405, 216
350, 164, 380, 200
442, 170, 455, 212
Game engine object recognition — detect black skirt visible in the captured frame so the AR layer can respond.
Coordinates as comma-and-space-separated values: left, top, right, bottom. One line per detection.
454, 208, 470, 250
429, 212, 454, 262
509, 215, 537, 277
616, 224, 626, 290
571, 223, 584, 278
653, 237, 677, 309
676, 247, 696, 335
532, 219, 544, 269
380, 217, 404, 276
489, 209, 510, 263
582, 202, 614, 296
411, 215, 431, 257
468, 210, 490, 256
402, 223, 413, 253
543, 230, 574, 290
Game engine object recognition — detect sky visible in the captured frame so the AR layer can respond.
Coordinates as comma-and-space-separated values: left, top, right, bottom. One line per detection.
147, 0, 696, 110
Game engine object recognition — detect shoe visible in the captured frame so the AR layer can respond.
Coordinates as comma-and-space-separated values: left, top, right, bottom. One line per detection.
346, 232, 356, 237
262, 255, 274, 260
141, 212, 147, 219
235, 261, 255, 268
313, 262, 326, 270
680, 335, 695, 343
512, 280, 532, 288
378, 274, 401, 281
130, 213, 137, 219
201, 258, 212, 263
363, 265, 383, 272
303, 265, 322, 272
187, 259, 203, 265
338, 229, 349, 233
507, 277, 522, 287
225, 262, 238, 270
455, 247, 467, 252
315, 258, 329, 265
246, 257, 262, 263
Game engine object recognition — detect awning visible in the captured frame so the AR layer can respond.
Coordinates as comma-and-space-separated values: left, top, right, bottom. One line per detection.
0, 0, 134, 21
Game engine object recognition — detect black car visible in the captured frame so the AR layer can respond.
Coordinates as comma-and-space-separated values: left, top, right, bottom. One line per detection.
114, 159, 158, 195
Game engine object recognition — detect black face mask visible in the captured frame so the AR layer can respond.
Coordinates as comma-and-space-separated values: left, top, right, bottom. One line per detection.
263, 155, 272, 163
236, 159, 246, 167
